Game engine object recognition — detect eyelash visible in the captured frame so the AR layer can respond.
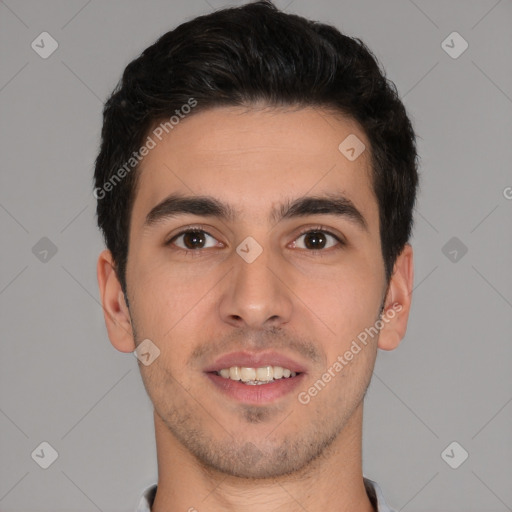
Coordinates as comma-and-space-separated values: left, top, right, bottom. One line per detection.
166, 224, 345, 257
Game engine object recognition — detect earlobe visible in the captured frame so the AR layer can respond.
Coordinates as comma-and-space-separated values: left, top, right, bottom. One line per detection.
96, 249, 135, 353
377, 243, 414, 351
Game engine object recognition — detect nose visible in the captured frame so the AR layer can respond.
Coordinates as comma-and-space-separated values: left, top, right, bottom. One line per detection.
218, 246, 293, 329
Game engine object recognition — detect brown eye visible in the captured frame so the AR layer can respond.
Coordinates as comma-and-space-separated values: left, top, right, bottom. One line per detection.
303, 231, 327, 249
171, 230, 218, 250
294, 230, 340, 251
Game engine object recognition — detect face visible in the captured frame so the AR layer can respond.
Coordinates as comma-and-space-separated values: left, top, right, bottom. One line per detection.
103, 106, 405, 479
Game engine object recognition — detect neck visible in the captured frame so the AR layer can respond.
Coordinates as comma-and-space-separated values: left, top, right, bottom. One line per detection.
151, 402, 376, 512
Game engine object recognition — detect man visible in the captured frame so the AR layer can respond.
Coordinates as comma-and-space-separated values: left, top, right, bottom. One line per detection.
94, 1, 418, 510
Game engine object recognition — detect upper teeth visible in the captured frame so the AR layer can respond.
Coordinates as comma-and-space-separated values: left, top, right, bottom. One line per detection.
217, 366, 297, 383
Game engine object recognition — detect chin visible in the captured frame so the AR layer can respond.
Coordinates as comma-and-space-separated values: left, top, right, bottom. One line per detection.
190, 433, 337, 480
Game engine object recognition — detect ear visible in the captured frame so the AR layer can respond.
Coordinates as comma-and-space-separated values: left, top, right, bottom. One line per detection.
96, 249, 135, 353
377, 243, 414, 351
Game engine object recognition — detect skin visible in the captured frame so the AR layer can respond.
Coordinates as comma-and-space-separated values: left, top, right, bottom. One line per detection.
97, 105, 414, 512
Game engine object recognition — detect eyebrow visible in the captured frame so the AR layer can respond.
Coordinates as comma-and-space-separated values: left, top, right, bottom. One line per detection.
144, 193, 368, 232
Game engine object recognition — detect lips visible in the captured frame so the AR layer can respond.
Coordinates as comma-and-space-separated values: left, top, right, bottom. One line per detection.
203, 351, 307, 404
203, 351, 307, 374
206, 371, 305, 404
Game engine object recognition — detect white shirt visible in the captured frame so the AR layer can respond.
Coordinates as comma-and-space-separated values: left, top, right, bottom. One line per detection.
135, 476, 397, 511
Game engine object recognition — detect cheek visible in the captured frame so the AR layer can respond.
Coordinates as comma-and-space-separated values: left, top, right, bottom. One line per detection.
129, 253, 215, 335
291, 259, 383, 342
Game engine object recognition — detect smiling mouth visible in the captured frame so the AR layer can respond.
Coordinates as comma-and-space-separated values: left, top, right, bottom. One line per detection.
213, 365, 300, 385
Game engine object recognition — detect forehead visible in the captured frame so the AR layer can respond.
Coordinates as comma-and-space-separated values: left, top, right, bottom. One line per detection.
131, 106, 378, 231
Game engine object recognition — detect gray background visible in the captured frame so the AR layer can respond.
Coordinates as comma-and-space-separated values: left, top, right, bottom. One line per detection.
1, 0, 511, 511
